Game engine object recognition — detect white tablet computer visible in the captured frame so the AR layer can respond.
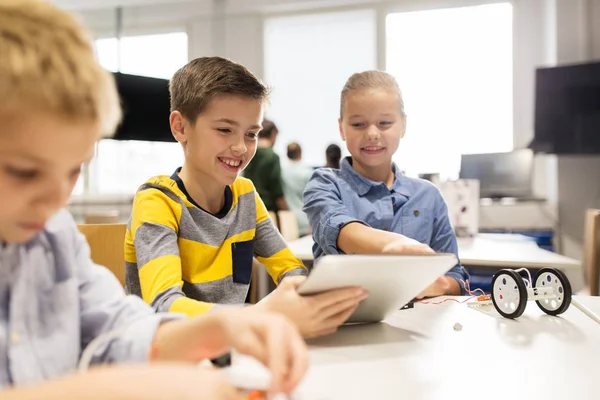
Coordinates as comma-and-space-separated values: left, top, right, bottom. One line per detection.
297, 253, 458, 323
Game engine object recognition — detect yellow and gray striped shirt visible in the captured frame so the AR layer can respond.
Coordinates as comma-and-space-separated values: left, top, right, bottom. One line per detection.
124, 169, 307, 316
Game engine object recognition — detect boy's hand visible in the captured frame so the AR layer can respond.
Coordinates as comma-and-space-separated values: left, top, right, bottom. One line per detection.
217, 308, 309, 394
257, 276, 369, 338
151, 308, 308, 394
381, 236, 435, 255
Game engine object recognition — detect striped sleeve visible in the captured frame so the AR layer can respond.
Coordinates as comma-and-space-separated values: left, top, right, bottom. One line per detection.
128, 187, 215, 316
253, 191, 307, 283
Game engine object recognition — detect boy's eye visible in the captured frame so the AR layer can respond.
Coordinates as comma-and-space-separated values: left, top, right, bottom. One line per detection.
246, 132, 259, 139
6, 167, 39, 180
380, 121, 393, 126
351, 122, 365, 128
217, 128, 232, 134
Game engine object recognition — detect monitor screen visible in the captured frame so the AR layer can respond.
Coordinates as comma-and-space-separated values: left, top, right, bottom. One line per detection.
531, 61, 600, 154
459, 149, 533, 199
111, 72, 174, 142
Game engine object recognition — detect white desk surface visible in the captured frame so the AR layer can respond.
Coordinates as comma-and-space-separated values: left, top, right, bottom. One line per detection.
229, 295, 600, 399
287, 233, 581, 271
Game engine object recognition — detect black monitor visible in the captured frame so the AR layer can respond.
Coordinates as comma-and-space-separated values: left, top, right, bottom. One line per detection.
111, 72, 175, 142
459, 150, 534, 199
530, 61, 600, 154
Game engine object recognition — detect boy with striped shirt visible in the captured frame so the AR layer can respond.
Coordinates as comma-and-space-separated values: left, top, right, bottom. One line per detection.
125, 57, 368, 338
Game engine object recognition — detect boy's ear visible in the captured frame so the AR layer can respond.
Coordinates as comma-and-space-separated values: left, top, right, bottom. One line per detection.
170, 111, 187, 144
338, 118, 346, 141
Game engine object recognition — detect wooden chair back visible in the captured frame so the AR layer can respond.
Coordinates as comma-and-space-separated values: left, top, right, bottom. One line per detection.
78, 224, 127, 287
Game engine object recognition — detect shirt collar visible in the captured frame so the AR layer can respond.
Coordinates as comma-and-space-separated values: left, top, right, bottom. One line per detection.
340, 157, 412, 197
170, 167, 233, 219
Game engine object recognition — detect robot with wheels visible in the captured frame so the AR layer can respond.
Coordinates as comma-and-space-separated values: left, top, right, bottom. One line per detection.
488, 267, 572, 319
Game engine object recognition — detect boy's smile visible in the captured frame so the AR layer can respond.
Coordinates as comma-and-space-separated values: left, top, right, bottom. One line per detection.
217, 156, 244, 174
170, 94, 264, 213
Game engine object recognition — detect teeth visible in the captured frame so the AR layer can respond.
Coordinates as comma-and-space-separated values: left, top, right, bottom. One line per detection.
220, 158, 241, 167
364, 147, 383, 151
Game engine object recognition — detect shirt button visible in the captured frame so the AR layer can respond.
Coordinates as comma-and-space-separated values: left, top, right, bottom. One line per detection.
11, 331, 20, 344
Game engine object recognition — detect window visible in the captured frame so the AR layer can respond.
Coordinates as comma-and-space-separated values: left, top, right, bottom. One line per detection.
93, 140, 182, 195
264, 10, 377, 167
386, 3, 513, 179
84, 32, 187, 195
95, 32, 188, 79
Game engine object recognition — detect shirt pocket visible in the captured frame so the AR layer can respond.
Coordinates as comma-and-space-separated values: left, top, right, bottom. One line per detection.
231, 240, 255, 284
400, 208, 432, 244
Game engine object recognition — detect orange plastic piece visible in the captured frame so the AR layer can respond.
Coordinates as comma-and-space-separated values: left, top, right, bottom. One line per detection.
246, 390, 267, 400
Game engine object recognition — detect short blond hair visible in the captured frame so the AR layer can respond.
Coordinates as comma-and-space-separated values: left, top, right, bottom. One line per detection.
340, 70, 405, 118
0, 0, 120, 135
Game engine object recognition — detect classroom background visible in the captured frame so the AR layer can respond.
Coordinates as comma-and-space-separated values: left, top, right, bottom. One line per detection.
58, 0, 600, 295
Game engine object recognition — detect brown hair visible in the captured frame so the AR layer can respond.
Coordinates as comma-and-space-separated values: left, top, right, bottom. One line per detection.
339, 70, 405, 119
170, 57, 269, 123
287, 142, 302, 160
0, 0, 121, 135
325, 144, 341, 169
259, 119, 278, 139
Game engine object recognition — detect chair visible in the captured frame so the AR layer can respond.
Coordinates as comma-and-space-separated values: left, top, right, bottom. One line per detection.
84, 210, 120, 224
583, 209, 600, 296
277, 210, 299, 241
250, 210, 299, 302
267, 210, 279, 231
77, 224, 127, 287
248, 258, 262, 304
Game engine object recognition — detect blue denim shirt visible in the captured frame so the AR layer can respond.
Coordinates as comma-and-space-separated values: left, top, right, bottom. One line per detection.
303, 157, 468, 286
0, 209, 178, 389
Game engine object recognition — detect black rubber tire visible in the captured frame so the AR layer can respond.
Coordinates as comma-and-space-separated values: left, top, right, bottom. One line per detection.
534, 267, 572, 316
491, 269, 528, 319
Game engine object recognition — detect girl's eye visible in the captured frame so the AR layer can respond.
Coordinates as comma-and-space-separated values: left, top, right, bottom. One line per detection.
217, 128, 232, 134
247, 132, 258, 139
351, 123, 365, 128
7, 167, 39, 180
70, 167, 82, 179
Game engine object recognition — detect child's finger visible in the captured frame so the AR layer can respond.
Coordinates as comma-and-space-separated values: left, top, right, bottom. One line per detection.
279, 275, 307, 289
265, 319, 289, 394
234, 330, 267, 367
285, 325, 309, 392
321, 301, 361, 332
309, 287, 365, 311
319, 291, 368, 319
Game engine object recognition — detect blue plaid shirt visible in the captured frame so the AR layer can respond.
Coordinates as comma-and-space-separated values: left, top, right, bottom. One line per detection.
303, 157, 468, 285
0, 209, 179, 389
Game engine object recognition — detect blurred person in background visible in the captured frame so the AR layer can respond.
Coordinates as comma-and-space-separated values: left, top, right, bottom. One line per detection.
244, 119, 288, 212
325, 143, 342, 169
282, 142, 312, 236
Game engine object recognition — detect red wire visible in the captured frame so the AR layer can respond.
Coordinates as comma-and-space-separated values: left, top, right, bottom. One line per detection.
420, 296, 476, 305
460, 279, 486, 297
419, 280, 485, 305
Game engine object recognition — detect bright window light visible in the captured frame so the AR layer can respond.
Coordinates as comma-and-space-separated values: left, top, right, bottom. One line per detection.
264, 10, 377, 167
386, 3, 513, 179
